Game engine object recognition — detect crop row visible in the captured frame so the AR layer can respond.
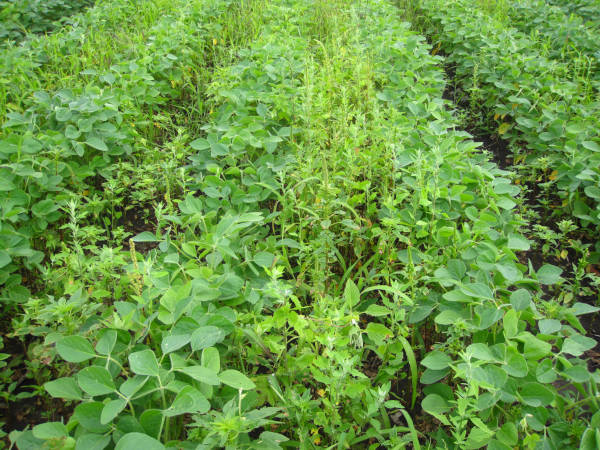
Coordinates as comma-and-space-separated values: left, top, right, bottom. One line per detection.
504, 0, 599, 78
419, 0, 600, 241
0, 0, 260, 305
546, 0, 600, 24
6, 0, 600, 448
0, 0, 94, 47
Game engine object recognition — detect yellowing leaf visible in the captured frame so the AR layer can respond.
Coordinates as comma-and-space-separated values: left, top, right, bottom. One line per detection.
560, 249, 568, 259
494, 113, 500, 121
212, 38, 217, 46
316, 388, 325, 397
498, 123, 511, 135
548, 170, 558, 181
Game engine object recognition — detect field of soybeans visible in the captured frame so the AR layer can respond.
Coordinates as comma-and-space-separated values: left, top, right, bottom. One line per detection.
1, 0, 599, 448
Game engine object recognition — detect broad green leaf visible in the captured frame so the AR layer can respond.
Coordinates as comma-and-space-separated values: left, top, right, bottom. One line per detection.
0, 250, 11, 269
191, 326, 225, 351
162, 386, 209, 417
73, 402, 110, 434
129, 350, 159, 376
32, 422, 67, 440
176, 365, 220, 385
536, 264, 563, 284
503, 309, 518, 339
422, 394, 451, 425
507, 234, 530, 251
202, 347, 220, 373
536, 359, 557, 383
365, 322, 392, 346
253, 251, 275, 268
120, 376, 149, 398
344, 279, 360, 307
539, 319, 561, 335
96, 330, 117, 356
563, 365, 590, 383
519, 382, 555, 407
132, 232, 158, 243
140, 410, 162, 439
44, 377, 83, 400
78, 366, 116, 396
219, 369, 255, 390
467, 343, 495, 361
115, 433, 165, 450
75, 433, 111, 450
580, 427, 600, 450
101, 398, 127, 424
562, 334, 596, 356
504, 347, 528, 378
422, 351, 452, 370
510, 289, 531, 311
363, 304, 392, 317
495, 422, 518, 446
86, 137, 108, 151
56, 336, 96, 363
161, 334, 190, 355
522, 334, 552, 360
460, 283, 493, 300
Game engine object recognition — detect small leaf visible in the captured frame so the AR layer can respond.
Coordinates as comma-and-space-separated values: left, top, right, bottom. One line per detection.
129, 350, 159, 376
219, 369, 255, 390
56, 336, 96, 363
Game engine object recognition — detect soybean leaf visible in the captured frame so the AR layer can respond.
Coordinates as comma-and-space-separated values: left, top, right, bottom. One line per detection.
162, 386, 210, 417
510, 289, 531, 311
536, 264, 563, 284
78, 366, 116, 396
219, 369, 255, 390
422, 351, 452, 370
101, 398, 127, 424
115, 433, 165, 450
129, 350, 159, 377
86, 136, 108, 152
191, 326, 225, 351
96, 329, 117, 356
56, 336, 96, 363
32, 422, 67, 440
44, 377, 83, 400
75, 433, 111, 450
176, 365, 220, 386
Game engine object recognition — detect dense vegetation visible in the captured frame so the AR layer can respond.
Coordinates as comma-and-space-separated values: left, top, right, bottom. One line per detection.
1, 0, 599, 448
